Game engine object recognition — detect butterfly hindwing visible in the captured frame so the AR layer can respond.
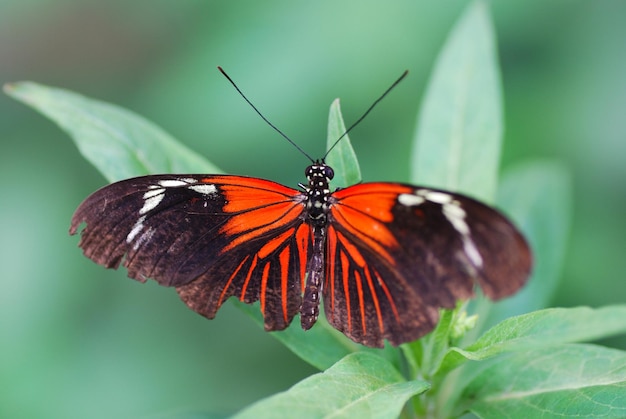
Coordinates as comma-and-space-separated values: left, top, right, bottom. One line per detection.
324, 222, 440, 347
326, 183, 531, 347
176, 221, 313, 331
70, 174, 311, 330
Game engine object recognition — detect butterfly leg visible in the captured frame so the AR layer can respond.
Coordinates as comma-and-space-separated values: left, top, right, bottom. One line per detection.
300, 225, 325, 330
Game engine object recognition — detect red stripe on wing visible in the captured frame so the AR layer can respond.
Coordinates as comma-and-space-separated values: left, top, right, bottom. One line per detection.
279, 246, 290, 324
373, 268, 401, 322
339, 251, 352, 332
354, 270, 366, 335
239, 255, 258, 301
257, 228, 295, 259
330, 183, 412, 266
221, 204, 303, 253
326, 225, 337, 313
363, 268, 384, 335
218, 255, 249, 307
259, 263, 271, 316
295, 224, 311, 293
336, 230, 366, 267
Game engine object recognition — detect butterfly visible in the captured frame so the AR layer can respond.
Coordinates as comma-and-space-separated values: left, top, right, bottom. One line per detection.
70, 69, 532, 348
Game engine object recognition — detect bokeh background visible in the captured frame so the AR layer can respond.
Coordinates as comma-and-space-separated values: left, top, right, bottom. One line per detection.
1, 1, 625, 417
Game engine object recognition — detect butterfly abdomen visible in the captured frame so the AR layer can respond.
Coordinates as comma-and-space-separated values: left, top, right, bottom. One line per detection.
300, 162, 335, 330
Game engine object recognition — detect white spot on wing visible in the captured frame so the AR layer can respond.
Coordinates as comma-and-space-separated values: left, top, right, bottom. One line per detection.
158, 179, 190, 188
143, 188, 164, 199
140, 192, 165, 215
402, 187, 485, 269
442, 201, 466, 218
463, 237, 483, 267
132, 226, 155, 251
127, 215, 146, 243
419, 190, 452, 204
447, 215, 470, 236
398, 193, 425, 207
189, 184, 217, 195
442, 202, 469, 235
441, 199, 484, 268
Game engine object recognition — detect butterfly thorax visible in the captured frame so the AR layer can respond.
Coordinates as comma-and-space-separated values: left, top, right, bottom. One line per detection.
303, 162, 334, 226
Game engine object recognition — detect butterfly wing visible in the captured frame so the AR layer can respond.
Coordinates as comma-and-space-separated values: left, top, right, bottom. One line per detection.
70, 175, 311, 330
326, 183, 532, 347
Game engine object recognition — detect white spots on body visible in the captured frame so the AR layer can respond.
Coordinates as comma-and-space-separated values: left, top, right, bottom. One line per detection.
398, 188, 484, 268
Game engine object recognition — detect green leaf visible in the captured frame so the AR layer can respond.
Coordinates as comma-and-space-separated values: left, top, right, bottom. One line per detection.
233, 352, 430, 419
326, 99, 362, 188
426, 308, 456, 364
235, 302, 359, 371
4, 82, 220, 182
438, 306, 626, 375
411, 0, 502, 203
410, 308, 456, 379
487, 160, 571, 323
468, 305, 626, 356
460, 344, 626, 418
237, 302, 400, 371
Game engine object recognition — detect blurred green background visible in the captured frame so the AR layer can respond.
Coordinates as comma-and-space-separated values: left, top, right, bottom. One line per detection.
1, 1, 625, 417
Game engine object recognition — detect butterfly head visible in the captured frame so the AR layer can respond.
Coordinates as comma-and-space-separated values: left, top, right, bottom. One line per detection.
305, 161, 334, 187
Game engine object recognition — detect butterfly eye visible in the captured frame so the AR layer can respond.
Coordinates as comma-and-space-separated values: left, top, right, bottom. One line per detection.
323, 166, 334, 180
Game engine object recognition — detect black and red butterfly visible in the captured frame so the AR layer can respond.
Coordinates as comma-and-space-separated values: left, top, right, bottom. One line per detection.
70, 69, 531, 348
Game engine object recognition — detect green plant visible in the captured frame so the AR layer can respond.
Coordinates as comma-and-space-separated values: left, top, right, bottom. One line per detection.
6, 1, 626, 417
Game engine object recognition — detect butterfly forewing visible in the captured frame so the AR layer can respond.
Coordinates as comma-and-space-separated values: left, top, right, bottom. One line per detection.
387, 186, 531, 300
326, 183, 531, 347
70, 174, 311, 330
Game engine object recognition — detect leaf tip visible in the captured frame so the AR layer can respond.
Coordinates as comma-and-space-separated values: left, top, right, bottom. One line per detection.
3, 82, 20, 97
4, 81, 38, 104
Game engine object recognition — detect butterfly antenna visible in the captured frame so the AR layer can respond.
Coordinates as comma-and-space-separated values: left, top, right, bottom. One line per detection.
324, 70, 408, 160
218, 66, 315, 162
